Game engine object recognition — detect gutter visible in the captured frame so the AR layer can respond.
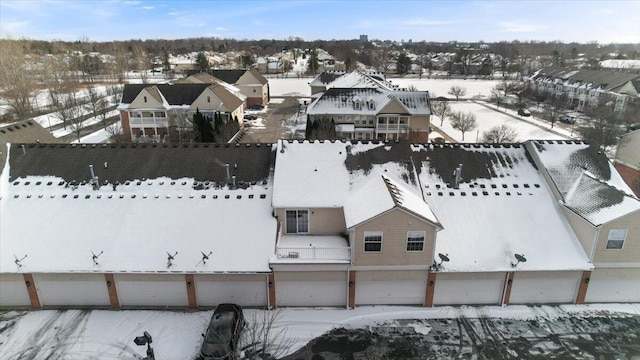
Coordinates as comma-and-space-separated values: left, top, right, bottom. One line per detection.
589, 226, 601, 262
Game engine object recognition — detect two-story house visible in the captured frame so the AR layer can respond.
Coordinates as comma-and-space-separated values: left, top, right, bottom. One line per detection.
188, 69, 269, 106
118, 83, 244, 142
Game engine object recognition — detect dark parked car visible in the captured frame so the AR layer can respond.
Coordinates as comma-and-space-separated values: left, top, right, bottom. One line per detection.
243, 114, 257, 120
248, 104, 264, 110
517, 108, 531, 116
200, 304, 245, 360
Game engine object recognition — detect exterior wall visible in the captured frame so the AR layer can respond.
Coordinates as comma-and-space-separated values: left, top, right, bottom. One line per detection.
379, 98, 408, 114
560, 206, 597, 259
119, 110, 131, 136
352, 208, 437, 267
275, 207, 347, 236
592, 212, 640, 264
356, 270, 427, 281
129, 89, 163, 109
409, 115, 430, 133
0, 274, 31, 307
191, 89, 226, 111
311, 86, 325, 95
616, 132, 640, 168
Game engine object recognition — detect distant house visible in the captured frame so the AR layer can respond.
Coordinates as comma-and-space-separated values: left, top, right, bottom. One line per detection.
309, 71, 390, 95
118, 83, 244, 142
192, 69, 270, 106
0, 120, 59, 170
614, 129, 640, 196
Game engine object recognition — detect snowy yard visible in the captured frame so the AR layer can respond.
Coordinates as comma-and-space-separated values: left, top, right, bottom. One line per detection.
435, 101, 571, 143
1, 304, 638, 359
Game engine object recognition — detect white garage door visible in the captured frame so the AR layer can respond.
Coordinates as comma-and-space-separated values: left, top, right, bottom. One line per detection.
0, 274, 31, 307
116, 275, 187, 307
276, 280, 347, 307
33, 274, 110, 307
510, 272, 580, 304
585, 269, 640, 303
433, 273, 505, 305
356, 280, 425, 305
195, 278, 267, 307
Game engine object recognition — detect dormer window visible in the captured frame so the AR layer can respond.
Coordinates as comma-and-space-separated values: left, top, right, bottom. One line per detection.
368, 100, 376, 110
354, 100, 361, 110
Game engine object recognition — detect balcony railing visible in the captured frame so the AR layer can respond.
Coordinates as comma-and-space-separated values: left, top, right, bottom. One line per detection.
130, 117, 168, 125
276, 246, 351, 261
376, 124, 409, 132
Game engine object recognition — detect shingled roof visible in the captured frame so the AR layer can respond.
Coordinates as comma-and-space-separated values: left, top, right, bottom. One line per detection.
121, 83, 211, 105
0, 120, 60, 170
7, 142, 275, 186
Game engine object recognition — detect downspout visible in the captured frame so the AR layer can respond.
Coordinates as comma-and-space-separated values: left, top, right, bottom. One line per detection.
589, 226, 601, 262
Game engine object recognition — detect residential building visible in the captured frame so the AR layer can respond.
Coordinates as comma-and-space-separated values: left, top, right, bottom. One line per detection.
189, 69, 269, 106
614, 130, 640, 196
1, 140, 638, 310
526, 67, 640, 113
118, 83, 245, 142
309, 71, 391, 95
0, 120, 59, 170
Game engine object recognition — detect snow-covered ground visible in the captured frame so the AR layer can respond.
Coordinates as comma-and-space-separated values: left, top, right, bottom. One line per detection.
434, 101, 571, 143
1, 304, 638, 360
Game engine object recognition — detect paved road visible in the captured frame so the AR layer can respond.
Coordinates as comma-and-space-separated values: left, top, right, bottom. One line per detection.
284, 315, 640, 359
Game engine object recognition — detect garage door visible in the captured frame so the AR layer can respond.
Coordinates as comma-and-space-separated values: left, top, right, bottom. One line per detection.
195, 276, 267, 307
434, 272, 505, 305
276, 280, 347, 307
356, 280, 425, 305
116, 274, 187, 307
0, 274, 31, 307
510, 272, 580, 304
585, 268, 640, 303
33, 274, 110, 307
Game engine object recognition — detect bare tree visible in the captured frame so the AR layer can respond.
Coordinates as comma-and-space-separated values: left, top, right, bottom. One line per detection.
242, 309, 294, 360
106, 122, 129, 143
65, 93, 86, 142
450, 111, 477, 141
546, 94, 567, 128
0, 40, 35, 121
580, 99, 625, 151
86, 85, 110, 130
447, 85, 467, 102
407, 84, 419, 91
481, 125, 518, 143
490, 87, 506, 108
431, 101, 452, 126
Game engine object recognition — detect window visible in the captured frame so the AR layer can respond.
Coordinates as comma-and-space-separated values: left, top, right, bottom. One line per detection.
364, 231, 382, 252
406, 231, 425, 251
143, 96, 147, 103
207, 96, 211, 103
354, 100, 361, 110
286, 210, 308, 234
606, 229, 627, 249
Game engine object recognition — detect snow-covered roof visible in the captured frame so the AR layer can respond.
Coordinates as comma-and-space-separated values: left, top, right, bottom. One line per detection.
307, 87, 430, 117
528, 140, 640, 226
325, 71, 395, 91
273, 141, 593, 272
344, 173, 440, 228
0, 143, 277, 274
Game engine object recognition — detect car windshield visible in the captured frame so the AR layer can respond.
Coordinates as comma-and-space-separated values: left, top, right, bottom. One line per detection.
204, 312, 234, 343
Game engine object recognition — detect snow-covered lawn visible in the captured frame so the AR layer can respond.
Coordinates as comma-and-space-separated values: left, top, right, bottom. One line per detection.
1, 304, 638, 360
435, 101, 571, 143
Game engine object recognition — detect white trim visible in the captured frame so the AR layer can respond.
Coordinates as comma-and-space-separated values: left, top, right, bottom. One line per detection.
406, 231, 426, 252
605, 229, 627, 250
285, 209, 310, 234
363, 231, 383, 252
591, 262, 640, 268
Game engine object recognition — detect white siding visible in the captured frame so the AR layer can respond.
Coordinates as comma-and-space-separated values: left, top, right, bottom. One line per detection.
433, 272, 505, 305
356, 280, 425, 305
0, 274, 30, 307
116, 274, 187, 307
510, 272, 581, 304
195, 277, 267, 307
585, 268, 640, 303
276, 280, 347, 307
33, 274, 110, 307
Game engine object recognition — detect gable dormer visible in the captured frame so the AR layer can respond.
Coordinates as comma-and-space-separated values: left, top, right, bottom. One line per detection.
130, 86, 164, 109
353, 96, 362, 110
367, 97, 376, 111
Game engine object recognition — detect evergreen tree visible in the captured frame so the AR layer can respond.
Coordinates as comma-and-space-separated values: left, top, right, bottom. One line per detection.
396, 53, 412, 75
201, 115, 214, 142
307, 49, 319, 75
305, 114, 313, 138
196, 52, 210, 72
193, 108, 204, 142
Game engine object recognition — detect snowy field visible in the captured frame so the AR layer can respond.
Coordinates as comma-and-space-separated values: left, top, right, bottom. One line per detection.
436, 101, 571, 143
1, 304, 638, 360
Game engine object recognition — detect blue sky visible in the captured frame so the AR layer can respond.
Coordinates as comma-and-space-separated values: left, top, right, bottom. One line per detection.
1, 0, 638, 43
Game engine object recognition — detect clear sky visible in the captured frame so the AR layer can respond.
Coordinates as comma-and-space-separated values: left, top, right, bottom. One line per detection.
1, 0, 639, 43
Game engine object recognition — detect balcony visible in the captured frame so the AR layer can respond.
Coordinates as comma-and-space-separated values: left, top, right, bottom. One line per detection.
130, 117, 169, 125
273, 235, 351, 264
376, 123, 409, 132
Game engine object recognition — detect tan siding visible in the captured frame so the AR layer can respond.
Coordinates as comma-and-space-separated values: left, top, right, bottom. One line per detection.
357, 270, 427, 281
129, 88, 164, 109
190, 89, 225, 111
352, 208, 437, 266
593, 212, 640, 264
378, 98, 408, 114
560, 206, 597, 258
276, 271, 346, 281
616, 131, 640, 167
115, 274, 185, 282
590, 267, 640, 278
409, 115, 430, 133
275, 208, 347, 235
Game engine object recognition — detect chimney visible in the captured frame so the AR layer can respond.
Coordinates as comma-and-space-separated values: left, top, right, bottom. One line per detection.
225, 163, 230, 185
453, 164, 462, 189
89, 165, 100, 190
232, 175, 236, 189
